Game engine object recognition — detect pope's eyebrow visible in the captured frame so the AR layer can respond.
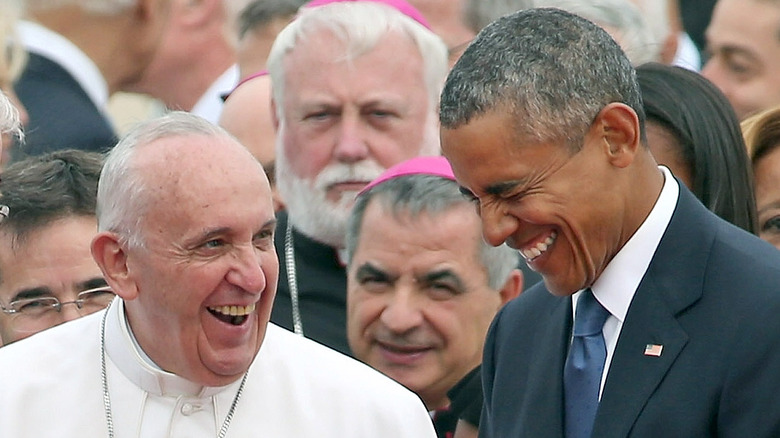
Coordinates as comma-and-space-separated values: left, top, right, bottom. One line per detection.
194, 227, 231, 243
259, 218, 277, 232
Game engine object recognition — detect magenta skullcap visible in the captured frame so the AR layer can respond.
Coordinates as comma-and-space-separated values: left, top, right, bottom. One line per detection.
359, 156, 456, 196
302, 0, 431, 30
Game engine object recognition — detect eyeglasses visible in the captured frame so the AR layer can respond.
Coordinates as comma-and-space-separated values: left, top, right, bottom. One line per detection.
0, 286, 115, 333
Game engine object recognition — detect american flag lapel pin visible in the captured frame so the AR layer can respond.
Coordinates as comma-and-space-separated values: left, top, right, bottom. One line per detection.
644, 344, 663, 357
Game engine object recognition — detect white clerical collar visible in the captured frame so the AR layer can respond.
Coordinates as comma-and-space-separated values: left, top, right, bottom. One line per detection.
18, 20, 109, 112
580, 166, 679, 321
190, 65, 239, 124
104, 298, 234, 398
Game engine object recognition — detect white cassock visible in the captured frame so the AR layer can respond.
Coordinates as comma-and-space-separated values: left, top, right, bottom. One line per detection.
0, 299, 436, 437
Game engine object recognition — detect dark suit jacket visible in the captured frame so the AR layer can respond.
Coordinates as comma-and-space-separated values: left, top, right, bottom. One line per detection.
13, 52, 116, 159
480, 185, 780, 438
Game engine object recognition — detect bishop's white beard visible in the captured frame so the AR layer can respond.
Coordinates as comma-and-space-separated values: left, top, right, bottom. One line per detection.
276, 153, 385, 248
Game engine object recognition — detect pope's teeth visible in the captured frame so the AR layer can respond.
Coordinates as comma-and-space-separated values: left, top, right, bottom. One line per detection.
210, 303, 256, 316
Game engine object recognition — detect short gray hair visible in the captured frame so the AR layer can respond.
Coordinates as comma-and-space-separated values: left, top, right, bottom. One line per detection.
0, 90, 23, 143
440, 7, 644, 148
222, 0, 256, 48
346, 175, 519, 290
25, 0, 136, 14
536, 0, 659, 65
96, 112, 233, 247
267, 1, 449, 124
236, 0, 306, 39
463, 0, 534, 33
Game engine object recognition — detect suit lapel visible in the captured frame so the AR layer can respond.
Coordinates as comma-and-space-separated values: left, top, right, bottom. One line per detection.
592, 186, 713, 437
522, 294, 572, 438
593, 279, 689, 438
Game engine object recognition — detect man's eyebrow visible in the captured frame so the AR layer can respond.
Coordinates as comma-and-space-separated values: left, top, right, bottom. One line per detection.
419, 269, 466, 294
76, 277, 108, 292
11, 286, 53, 302
459, 186, 477, 199
299, 101, 339, 113
485, 180, 522, 197
460, 181, 524, 199
354, 262, 395, 282
718, 45, 759, 63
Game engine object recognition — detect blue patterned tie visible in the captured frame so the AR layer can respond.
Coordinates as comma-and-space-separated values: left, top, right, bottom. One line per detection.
564, 289, 610, 438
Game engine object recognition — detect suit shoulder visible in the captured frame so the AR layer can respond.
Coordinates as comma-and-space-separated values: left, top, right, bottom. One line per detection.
502, 281, 558, 316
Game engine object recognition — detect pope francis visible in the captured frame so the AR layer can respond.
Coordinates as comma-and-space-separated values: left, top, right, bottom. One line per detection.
0, 112, 436, 437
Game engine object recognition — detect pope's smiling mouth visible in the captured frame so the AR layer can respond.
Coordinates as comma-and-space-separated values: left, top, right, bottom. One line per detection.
207, 304, 255, 326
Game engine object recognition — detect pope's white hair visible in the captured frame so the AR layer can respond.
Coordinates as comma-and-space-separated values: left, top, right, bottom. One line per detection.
97, 112, 236, 247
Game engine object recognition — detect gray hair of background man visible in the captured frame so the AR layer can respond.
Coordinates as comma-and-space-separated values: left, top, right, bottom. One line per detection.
222, 0, 256, 47
632, 0, 671, 64
0, 91, 22, 143
440, 7, 645, 149
464, 0, 534, 33
0, 149, 102, 250
346, 175, 520, 290
24, 0, 136, 14
96, 112, 237, 248
266, 1, 450, 124
535, 0, 658, 65
237, 0, 306, 40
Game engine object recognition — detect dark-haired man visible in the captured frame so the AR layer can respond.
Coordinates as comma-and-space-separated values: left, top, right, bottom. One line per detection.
440, 7, 780, 438
0, 150, 111, 346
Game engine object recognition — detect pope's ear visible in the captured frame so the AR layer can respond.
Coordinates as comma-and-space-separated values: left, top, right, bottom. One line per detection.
91, 232, 139, 301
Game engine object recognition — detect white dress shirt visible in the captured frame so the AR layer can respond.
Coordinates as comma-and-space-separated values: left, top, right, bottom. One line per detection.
190, 65, 239, 124
572, 166, 679, 398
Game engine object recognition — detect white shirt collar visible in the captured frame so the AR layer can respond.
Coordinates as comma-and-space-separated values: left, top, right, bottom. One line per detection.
588, 166, 679, 320
190, 65, 239, 124
18, 20, 109, 111
104, 298, 235, 398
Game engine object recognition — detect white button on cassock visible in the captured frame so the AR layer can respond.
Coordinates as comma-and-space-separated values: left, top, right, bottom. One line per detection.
180, 402, 203, 416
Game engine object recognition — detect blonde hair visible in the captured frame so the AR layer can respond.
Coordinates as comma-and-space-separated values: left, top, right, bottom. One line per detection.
742, 106, 780, 163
